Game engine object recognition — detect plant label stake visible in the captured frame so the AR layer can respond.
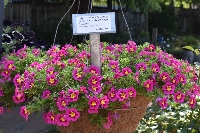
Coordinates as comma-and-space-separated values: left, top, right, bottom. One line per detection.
72, 12, 116, 70
0, 0, 4, 56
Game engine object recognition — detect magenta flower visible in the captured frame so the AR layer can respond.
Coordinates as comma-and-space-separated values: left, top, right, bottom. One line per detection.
109, 60, 119, 71
105, 45, 114, 53
149, 44, 155, 51
99, 95, 109, 108
103, 113, 113, 129
80, 86, 88, 94
32, 48, 40, 56
88, 75, 101, 86
162, 82, 175, 95
46, 111, 56, 124
13, 74, 23, 87
143, 79, 154, 91
116, 88, 128, 101
65, 108, 80, 122
56, 97, 68, 111
127, 40, 136, 45
174, 91, 185, 103
126, 43, 137, 52
4, 60, 16, 70
1, 69, 11, 78
189, 97, 197, 108
88, 96, 100, 109
56, 113, 70, 126
178, 74, 186, 84
72, 68, 83, 81
87, 65, 100, 75
107, 87, 118, 102
158, 97, 168, 109
151, 63, 160, 73
0, 107, 3, 114
30, 62, 39, 68
46, 74, 58, 86
12, 91, 25, 104
67, 89, 79, 102
113, 72, 123, 79
160, 72, 170, 82
24, 80, 34, 90
46, 67, 56, 75
42, 90, 51, 99
127, 87, 137, 98
136, 62, 147, 71
171, 77, 179, 85
58, 49, 67, 57
20, 106, 30, 121
122, 67, 132, 76
88, 85, 102, 94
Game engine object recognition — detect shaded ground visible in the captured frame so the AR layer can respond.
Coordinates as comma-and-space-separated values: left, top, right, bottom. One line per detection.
0, 106, 48, 133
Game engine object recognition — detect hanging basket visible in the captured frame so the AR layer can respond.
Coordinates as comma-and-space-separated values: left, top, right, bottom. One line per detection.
57, 95, 151, 133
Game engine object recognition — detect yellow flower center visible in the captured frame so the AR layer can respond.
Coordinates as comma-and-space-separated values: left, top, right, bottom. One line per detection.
30, 83, 34, 88
92, 86, 97, 91
91, 70, 96, 74
111, 65, 116, 69
60, 117, 65, 122
17, 78, 22, 83
139, 67, 144, 71
49, 78, 55, 84
76, 73, 82, 78
62, 101, 66, 106
120, 92, 126, 98
129, 91, 133, 96
177, 94, 182, 100
166, 86, 171, 91
70, 111, 76, 117
51, 116, 55, 121
111, 92, 115, 98
152, 67, 157, 72
17, 94, 22, 99
5, 70, 9, 74
146, 84, 150, 88
101, 100, 105, 105
70, 92, 76, 99
92, 79, 97, 85
125, 70, 129, 75
91, 101, 96, 106
130, 48, 134, 52
190, 99, 194, 105
50, 71, 54, 75
8, 64, 13, 69
162, 101, 165, 105
162, 76, 167, 80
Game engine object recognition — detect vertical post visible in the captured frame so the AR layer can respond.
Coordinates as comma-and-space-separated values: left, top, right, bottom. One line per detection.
152, 27, 158, 46
0, 0, 4, 56
89, 34, 101, 71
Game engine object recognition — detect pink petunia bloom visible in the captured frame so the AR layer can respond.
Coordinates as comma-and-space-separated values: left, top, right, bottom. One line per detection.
103, 113, 113, 129
87, 65, 100, 75
99, 95, 109, 108
174, 91, 185, 103
46, 67, 56, 75
88, 96, 100, 110
56, 97, 68, 111
149, 44, 156, 51
20, 106, 30, 121
24, 79, 34, 90
65, 108, 80, 122
127, 87, 137, 98
143, 79, 154, 91
158, 97, 168, 109
12, 90, 25, 104
4, 60, 16, 70
126, 42, 137, 52
178, 74, 186, 84
88, 108, 98, 114
0, 107, 3, 114
151, 63, 160, 73
80, 86, 88, 94
67, 89, 79, 102
160, 72, 170, 82
162, 82, 175, 95
88, 75, 101, 86
30, 62, 39, 68
188, 96, 197, 108
1, 69, 11, 78
136, 62, 147, 71
72, 68, 83, 81
59, 90, 68, 98
46, 74, 58, 86
171, 77, 179, 85
127, 40, 136, 45
42, 89, 51, 99
32, 48, 40, 56
46, 111, 56, 124
122, 67, 132, 76
13, 74, 23, 87
56, 113, 70, 126
134, 72, 140, 83
117, 88, 128, 101
109, 60, 119, 71
107, 87, 118, 102
88, 85, 102, 94
105, 45, 114, 53
113, 72, 123, 79
58, 49, 67, 57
